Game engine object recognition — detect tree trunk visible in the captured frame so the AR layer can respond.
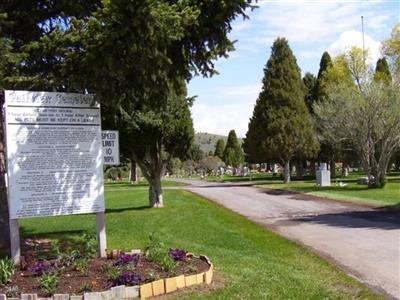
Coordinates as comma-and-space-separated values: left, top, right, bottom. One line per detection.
295, 161, 304, 180
149, 175, 163, 208
330, 160, 336, 178
369, 159, 390, 188
309, 159, 316, 177
0, 94, 10, 253
283, 161, 290, 183
130, 158, 137, 182
341, 162, 348, 177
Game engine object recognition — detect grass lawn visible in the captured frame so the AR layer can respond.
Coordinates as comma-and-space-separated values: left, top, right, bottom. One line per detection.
257, 180, 400, 207
206, 171, 400, 207
206, 172, 280, 182
104, 179, 187, 190
18, 188, 381, 299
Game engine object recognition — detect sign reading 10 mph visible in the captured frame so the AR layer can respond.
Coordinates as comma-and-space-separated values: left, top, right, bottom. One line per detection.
5, 90, 105, 219
102, 130, 120, 165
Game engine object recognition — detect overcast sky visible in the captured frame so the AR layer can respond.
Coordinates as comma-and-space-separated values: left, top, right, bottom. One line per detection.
187, 0, 399, 137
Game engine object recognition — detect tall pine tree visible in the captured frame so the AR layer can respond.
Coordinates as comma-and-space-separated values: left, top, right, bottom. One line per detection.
214, 138, 225, 159
303, 72, 316, 113
374, 57, 392, 83
313, 51, 332, 102
223, 130, 244, 169
243, 38, 318, 183
313, 51, 338, 177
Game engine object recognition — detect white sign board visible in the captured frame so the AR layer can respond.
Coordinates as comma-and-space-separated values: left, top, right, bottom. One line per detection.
102, 131, 120, 165
5, 90, 105, 219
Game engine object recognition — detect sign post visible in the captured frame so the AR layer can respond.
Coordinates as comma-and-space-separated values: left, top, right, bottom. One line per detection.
4, 90, 107, 263
9, 219, 20, 264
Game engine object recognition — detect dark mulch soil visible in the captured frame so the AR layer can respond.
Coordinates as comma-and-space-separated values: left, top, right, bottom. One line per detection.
0, 240, 210, 298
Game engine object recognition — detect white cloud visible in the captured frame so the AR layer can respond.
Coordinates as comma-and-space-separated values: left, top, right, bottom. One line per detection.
216, 83, 262, 99
190, 83, 262, 136
191, 102, 254, 137
328, 30, 382, 64
189, 1, 396, 137
234, 1, 393, 51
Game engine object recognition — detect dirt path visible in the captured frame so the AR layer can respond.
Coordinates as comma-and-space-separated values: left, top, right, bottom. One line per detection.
179, 179, 400, 299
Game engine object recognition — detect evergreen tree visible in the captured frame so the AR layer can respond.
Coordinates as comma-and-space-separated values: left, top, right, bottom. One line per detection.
313, 51, 339, 177
303, 72, 316, 113
223, 130, 244, 168
244, 38, 318, 183
374, 57, 392, 83
186, 144, 204, 162
0, 0, 253, 250
214, 138, 225, 159
313, 52, 332, 102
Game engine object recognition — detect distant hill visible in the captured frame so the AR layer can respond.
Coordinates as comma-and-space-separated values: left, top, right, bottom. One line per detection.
195, 132, 243, 154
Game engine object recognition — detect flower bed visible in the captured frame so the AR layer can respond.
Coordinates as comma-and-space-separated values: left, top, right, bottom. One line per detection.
0, 237, 213, 299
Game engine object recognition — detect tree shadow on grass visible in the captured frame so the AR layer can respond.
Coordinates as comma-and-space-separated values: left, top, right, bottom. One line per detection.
259, 185, 367, 196
105, 183, 149, 188
106, 205, 151, 214
379, 203, 400, 211
19, 228, 87, 240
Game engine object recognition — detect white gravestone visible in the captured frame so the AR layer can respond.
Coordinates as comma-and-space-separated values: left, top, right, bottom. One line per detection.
4, 90, 106, 261
316, 163, 330, 187
102, 130, 120, 165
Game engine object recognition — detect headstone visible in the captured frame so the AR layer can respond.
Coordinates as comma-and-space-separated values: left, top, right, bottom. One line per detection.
241, 166, 249, 176
357, 177, 369, 185
316, 163, 330, 186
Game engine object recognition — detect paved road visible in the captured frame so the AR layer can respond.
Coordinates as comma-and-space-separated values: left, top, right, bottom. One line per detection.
179, 179, 400, 299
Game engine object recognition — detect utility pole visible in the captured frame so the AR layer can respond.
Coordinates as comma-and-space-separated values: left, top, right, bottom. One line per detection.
361, 16, 366, 69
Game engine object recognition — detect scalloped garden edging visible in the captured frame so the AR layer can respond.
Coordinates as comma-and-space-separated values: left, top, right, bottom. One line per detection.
0, 253, 213, 300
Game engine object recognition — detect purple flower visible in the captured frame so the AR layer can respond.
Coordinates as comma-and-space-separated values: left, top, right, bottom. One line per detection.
114, 253, 140, 266
28, 261, 58, 275
111, 272, 143, 287
168, 248, 187, 261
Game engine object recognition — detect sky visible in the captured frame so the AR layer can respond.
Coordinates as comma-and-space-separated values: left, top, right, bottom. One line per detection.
187, 0, 400, 138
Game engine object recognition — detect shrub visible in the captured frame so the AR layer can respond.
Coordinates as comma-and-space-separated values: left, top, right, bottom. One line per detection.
110, 272, 143, 287
168, 248, 187, 261
160, 256, 176, 273
39, 273, 59, 295
73, 258, 89, 276
76, 234, 97, 259
28, 261, 58, 276
79, 282, 94, 293
114, 253, 140, 266
0, 257, 14, 284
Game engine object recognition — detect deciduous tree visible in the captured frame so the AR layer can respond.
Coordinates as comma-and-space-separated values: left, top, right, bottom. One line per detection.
314, 80, 400, 188
382, 23, 400, 81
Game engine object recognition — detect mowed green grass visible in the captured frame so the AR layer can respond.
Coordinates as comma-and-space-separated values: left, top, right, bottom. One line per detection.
206, 171, 400, 207
257, 180, 400, 207
104, 179, 186, 190
19, 189, 381, 299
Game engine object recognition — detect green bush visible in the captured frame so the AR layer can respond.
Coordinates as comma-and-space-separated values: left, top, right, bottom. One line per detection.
0, 257, 14, 284
38, 272, 59, 295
